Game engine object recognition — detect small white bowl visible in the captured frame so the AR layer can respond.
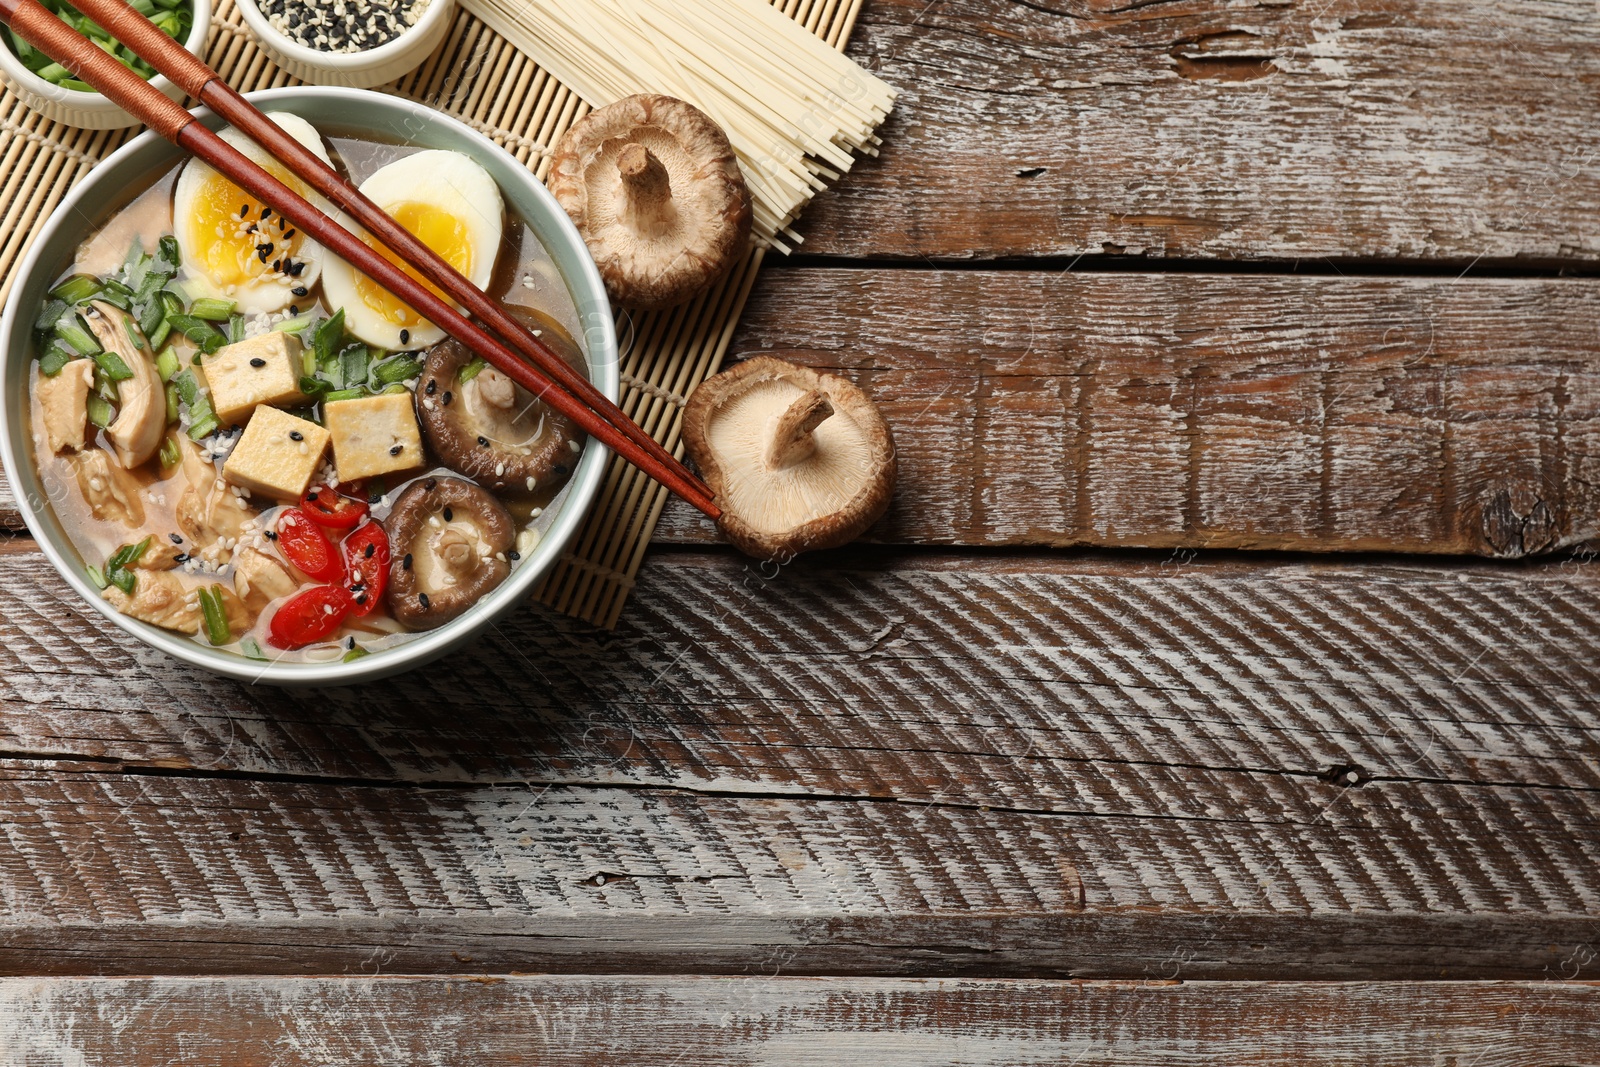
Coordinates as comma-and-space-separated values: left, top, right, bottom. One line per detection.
0, 0, 212, 130
235, 0, 456, 89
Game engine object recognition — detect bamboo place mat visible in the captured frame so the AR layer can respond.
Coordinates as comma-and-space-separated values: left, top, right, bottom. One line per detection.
0, 0, 870, 628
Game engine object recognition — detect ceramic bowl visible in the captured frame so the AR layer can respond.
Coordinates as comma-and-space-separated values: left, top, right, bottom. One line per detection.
234, 0, 456, 88
0, 85, 617, 685
0, 0, 212, 130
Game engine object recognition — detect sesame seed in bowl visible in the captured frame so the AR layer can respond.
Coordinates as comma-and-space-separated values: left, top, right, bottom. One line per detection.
235, 0, 456, 89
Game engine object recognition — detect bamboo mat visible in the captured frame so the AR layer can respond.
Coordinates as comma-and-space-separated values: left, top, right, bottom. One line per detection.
0, 0, 869, 628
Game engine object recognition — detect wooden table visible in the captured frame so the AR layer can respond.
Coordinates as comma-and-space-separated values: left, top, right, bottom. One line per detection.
4, 0, 1600, 1061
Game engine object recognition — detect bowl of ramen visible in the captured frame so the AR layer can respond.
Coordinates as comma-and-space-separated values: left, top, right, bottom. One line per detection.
0, 85, 617, 684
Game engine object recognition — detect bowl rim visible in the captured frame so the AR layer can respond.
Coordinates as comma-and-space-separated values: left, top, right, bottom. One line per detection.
233, 0, 455, 71
0, 84, 617, 686
0, 0, 212, 108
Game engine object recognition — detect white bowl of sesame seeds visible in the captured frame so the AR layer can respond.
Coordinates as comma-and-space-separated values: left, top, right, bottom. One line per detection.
235, 0, 456, 89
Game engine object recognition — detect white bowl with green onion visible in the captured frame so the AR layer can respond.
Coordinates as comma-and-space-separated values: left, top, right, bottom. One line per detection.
0, 0, 211, 131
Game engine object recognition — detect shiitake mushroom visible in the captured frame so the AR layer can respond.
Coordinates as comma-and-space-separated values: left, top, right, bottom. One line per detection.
383, 476, 516, 630
415, 308, 582, 493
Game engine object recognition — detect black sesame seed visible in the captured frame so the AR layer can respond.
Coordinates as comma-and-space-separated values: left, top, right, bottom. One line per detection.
554, 464, 568, 475
308, 490, 319, 502
240, 204, 250, 217
174, 553, 190, 563
419, 593, 430, 609
424, 478, 436, 490
262, 207, 272, 220
265, 530, 278, 541
289, 430, 303, 441
289, 306, 299, 316
169, 533, 183, 545
476, 435, 487, 447
291, 286, 308, 297
389, 444, 402, 456
399, 329, 410, 344
354, 592, 367, 605
283, 229, 296, 239
250, 357, 266, 368
364, 542, 375, 558
442, 506, 453, 522
402, 553, 413, 569
508, 549, 520, 561
442, 391, 452, 405
345, 635, 355, 650
259, 242, 275, 256
289, 261, 305, 276
257, 247, 270, 263
425, 379, 436, 395
271, 259, 282, 273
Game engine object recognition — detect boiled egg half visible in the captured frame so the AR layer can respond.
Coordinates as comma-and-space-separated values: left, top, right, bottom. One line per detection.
320, 149, 504, 350
172, 112, 333, 316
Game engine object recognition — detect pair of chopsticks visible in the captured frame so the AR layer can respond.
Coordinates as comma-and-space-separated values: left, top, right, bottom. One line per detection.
0, 0, 722, 520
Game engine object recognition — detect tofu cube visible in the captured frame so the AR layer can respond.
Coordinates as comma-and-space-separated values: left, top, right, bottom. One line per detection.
204, 331, 304, 426
324, 392, 424, 481
222, 405, 329, 501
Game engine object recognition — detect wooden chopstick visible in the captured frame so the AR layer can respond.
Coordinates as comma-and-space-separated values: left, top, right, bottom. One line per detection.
69, 0, 716, 519
0, 0, 722, 520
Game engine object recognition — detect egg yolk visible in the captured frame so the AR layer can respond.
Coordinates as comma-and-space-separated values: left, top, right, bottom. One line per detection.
352, 201, 474, 330
190, 164, 309, 288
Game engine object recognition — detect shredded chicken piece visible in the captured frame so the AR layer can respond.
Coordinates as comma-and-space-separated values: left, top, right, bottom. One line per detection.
68, 448, 145, 527
132, 542, 185, 571
173, 431, 256, 550
37, 360, 93, 453
232, 545, 296, 614
103, 570, 251, 636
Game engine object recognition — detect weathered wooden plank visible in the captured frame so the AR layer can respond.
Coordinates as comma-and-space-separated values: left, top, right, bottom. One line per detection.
1, 546, 1598, 976
0, 768, 1595, 978
806, 0, 1600, 262
657, 269, 1600, 555
4, 976, 1599, 1065
3, 543, 1597, 796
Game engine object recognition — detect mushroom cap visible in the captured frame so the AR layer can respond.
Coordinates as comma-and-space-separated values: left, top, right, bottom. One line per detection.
683, 355, 896, 560
549, 94, 752, 310
383, 476, 516, 630
415, 307, 583, 493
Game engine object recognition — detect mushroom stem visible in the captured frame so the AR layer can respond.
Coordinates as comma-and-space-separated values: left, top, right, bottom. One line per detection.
765, 389, 834, 470
616, 142, 676, 237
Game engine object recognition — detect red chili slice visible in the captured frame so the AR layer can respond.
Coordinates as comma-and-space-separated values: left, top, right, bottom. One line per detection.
276, 507, 344, 582
267, 584, 357, 650
301, 485, 370, 529
342, 520, 391, 617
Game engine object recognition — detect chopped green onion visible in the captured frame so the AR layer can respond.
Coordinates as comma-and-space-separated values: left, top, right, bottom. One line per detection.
228, 313, 247, 344
38, 342, 76, 377
240, 636, 268, 661
342, 646, 370, 662
86, 393, 113, 428
173, 369, 200, 405
123, 318, 145, 351
54, 316, 100, 355
372, 354, 423, 386
147, 316, 173, 350
155, 347, 180, 382
122, 239, 149, 289
168, 314, 223, 350
380, 382, 411, 395
85, 564, 107, 590
283, 406, 322, 426
157, 234, 181, 272
104, 536, 150, 597
165, 381, 180, 424
158, 289, 185, 317
199, 585, 231, 646
92, 348, 134, 382
323, 387, 366, 404
313, 309, 345, 367
339, 345, 370, 390
159, 435, 181, 468
189, 297, 236, 321
297, 375, 333, 399
49, 274, 101, 305
457, 356, 488, 384
137, 300, 165, 338
34, 298, 69, 332
279, 315, 313, 335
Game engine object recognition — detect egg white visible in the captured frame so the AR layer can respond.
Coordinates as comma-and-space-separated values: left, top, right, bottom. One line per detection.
173, 112, 334, 315
319, 149, 504, 350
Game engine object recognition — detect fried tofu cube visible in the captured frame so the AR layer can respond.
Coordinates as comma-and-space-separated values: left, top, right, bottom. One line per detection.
204, 331, 304, 426
324, 392, 424, 481
222, 405, 328, 501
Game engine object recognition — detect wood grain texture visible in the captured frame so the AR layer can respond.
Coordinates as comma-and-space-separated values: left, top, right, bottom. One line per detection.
803, 0, 1600, 263
4, 976, 1599, 1066
655, 268, 1600, 555
1, 545, 1598, 976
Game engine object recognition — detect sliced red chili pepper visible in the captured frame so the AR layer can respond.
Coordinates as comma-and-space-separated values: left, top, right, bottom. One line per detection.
301, 485, 370, 529
267, 584, 356, 650
342, 520, 391, 617
276, 507, 344, 583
